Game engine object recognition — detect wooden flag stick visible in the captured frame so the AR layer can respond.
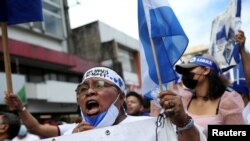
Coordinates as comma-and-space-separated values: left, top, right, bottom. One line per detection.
1, 22, 13, 92
149, 38, 163, 92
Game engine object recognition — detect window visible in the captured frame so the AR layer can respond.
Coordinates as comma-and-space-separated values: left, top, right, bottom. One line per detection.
57, 73, 67, 81
118, 49, 136, 73
45, 73, 57, 81
68, 76, 81, 83
18, 0, 66, 38
42, 0, 65, 38
28, 69, 44, 83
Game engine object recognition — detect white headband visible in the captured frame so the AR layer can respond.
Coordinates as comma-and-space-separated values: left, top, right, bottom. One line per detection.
82, 67, 125, 93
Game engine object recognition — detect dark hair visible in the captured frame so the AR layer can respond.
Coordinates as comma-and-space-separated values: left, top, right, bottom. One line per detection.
0, 112, 21, 139
126, 91, 143, 105
194, 69, 229, 100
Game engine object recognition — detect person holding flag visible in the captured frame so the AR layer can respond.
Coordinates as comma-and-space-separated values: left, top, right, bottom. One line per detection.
235, 30, 250, 89
172, 54, 245, 138
233, 30, 250, 124
6, 66, 206, 141
138, 0, 206, 140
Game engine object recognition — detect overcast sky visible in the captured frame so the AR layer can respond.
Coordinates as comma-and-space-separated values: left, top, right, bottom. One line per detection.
68, 0, 250, 51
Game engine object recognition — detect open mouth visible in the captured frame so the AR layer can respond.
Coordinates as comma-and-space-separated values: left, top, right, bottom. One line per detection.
85, 100, 100, 116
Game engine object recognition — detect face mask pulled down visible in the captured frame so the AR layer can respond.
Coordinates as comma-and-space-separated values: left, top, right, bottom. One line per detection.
81, 94, 120, 128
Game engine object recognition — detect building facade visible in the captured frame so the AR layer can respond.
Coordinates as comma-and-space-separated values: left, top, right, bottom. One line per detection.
71, 21, 141, 92
0, 0, 141, 123
0, 0, 98, 123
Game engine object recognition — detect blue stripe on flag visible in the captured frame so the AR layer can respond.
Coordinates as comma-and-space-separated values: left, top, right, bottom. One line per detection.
233, 51, 250, 79
236, 0, 241, 17
138, 0, 188, 100
0, 0, 43, 25
216, 25, 226, 41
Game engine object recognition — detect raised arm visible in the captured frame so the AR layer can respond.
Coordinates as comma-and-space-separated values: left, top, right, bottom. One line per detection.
5, 92, 59, 138
158, 90, 206, 141
235, 30, 250, 89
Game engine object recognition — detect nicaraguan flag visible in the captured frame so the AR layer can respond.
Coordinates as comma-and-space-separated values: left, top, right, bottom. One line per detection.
138, 0, 188, 100
209, 0, 241, 72
0, 0, 43, 25
232, 51, 250, 81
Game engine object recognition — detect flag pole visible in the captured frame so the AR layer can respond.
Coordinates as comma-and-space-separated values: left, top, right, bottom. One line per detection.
150, 38, 174, 91
1, 22, 13, 92
141, 1, 163, 92
149, 38, 164, 91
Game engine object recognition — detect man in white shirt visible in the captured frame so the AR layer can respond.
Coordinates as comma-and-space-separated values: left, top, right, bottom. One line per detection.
6, 67, 206, 141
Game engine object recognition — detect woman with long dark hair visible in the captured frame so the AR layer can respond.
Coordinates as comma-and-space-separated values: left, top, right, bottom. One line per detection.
172, 54, 245, 137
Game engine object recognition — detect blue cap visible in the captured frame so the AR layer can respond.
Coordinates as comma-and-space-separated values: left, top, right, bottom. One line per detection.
230, 78, 249, 97
176, 55, 221, 76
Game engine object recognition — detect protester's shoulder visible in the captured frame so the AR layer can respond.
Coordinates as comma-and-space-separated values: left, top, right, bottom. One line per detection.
219, 89, 244, 114
121, 115, 153, 124
221, 88, 244, 103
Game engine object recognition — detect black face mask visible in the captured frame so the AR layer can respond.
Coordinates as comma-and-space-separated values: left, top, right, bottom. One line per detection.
181, 72, 198, 89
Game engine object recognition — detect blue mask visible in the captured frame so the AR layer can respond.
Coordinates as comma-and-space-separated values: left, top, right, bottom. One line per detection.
83, 110, 108, 127
81, 94, 120, 128
18, 125, 27, 136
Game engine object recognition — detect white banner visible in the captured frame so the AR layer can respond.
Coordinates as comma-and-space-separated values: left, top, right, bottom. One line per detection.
41, 117, 178, 141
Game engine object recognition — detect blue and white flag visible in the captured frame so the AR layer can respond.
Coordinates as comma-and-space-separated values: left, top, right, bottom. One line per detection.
209, 0, 241, 72
0, 0, 43, 25
231, 51, 250, 81
138, 0, 188, 100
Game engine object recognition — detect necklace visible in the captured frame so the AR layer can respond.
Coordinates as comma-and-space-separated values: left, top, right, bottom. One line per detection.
192, 91, 209, 101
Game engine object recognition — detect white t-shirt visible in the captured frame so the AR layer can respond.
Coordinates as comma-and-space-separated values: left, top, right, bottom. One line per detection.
60, 115, 151, 135
12, 133, 40, 141
58, 123, 78, 135
119, 115, 152, 124
46, 116, 207, 141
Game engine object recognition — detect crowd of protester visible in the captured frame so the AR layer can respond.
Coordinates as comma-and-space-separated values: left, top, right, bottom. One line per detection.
2, 30, 249, 141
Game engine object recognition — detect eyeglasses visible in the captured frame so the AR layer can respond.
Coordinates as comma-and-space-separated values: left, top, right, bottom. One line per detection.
76, 80, 118, 95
